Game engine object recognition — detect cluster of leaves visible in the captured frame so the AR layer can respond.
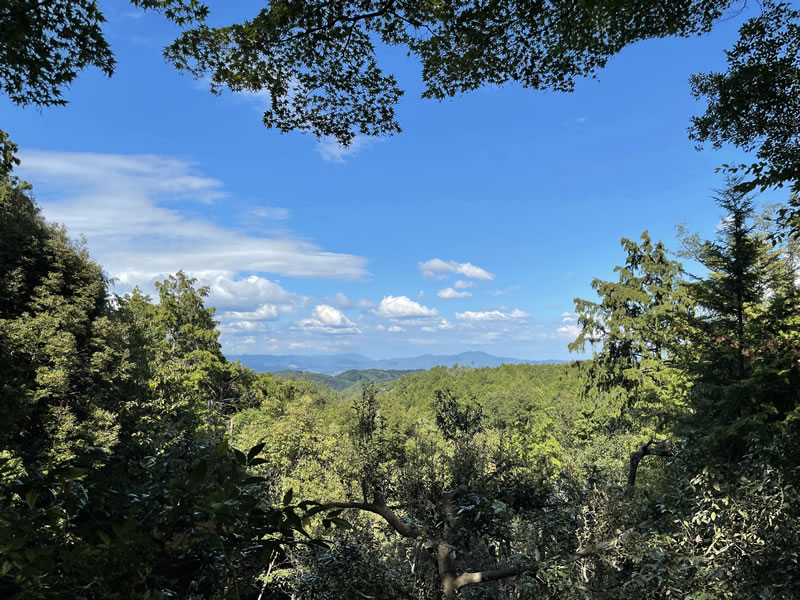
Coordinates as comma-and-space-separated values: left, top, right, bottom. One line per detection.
0, 442, 323, 599
0, 0, 208, 107
690, 1, 800, 194
2, 0, 765, 146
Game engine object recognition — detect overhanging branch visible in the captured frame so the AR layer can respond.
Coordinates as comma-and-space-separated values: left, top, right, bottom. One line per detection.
319, 493, 420, 538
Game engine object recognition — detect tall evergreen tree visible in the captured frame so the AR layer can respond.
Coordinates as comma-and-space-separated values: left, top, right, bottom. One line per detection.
680, 181, 800, 456
570, 232, 693, 444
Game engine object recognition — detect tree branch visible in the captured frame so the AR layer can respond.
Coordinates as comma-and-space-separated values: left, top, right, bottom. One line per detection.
276, 0, 396, 44
628, 439, 672, 487
319, 494, 420, 538
453, 565, 524, 590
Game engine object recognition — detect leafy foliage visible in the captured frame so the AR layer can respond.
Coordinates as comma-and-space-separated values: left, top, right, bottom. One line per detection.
0, 0, 207, 107
0, 154, 343, 598
165, 0, 735, 144
570, 231, 693, 441
690, 1, 800, 195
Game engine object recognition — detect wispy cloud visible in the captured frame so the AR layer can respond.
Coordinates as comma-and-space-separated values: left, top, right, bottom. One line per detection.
418, 258, 495, 281
316, 136, 374, 163
19, 151, 369, 289
437, 287, 472, 300
334, 292, 375, 309
250, 206, 290, 220
455, 308, 529, 321
489, 285, 520, 296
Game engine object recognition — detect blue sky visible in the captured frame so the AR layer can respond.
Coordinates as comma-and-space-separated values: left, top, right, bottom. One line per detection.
2, 2, 789, 360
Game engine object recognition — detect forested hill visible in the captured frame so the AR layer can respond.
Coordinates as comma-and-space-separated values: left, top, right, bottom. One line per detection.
229, 350, 562, 375
270, 368, 420, 392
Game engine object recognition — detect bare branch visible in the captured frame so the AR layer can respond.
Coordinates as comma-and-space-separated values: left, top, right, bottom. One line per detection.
453, 565, 524, 590
319, 495, 420, 538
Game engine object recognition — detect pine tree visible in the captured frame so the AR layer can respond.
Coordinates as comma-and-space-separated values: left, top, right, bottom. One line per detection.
680, 180, 800, 456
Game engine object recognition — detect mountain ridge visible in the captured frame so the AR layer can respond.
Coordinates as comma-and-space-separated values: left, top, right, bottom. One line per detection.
228, 350, 566, 376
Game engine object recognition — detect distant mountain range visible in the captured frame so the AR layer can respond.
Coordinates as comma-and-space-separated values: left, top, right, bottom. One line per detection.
270, 369, 421, 392
228, 351, 564, 376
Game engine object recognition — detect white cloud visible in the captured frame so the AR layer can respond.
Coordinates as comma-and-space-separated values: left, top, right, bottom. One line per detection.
250, 206, 289, 220
437, 287, 472, 300
299, 304, 360, 334
219, 320, 269, 333
207, 274, 306, 311
376, 296, 439, 319
388, 325, 405, 333
316, 136, 373, 163
225, 304, 282, 321
454, 280, 475, 289
312, 304, 352, 327
421, 318, 455, 333
489, 285, 520, 296
417, 290, 425, 298
418, 258, 495, 281
556, 324, 581, 339
334, 292, 375, 309
455, 308, 530, 321
19, 151, 369, 288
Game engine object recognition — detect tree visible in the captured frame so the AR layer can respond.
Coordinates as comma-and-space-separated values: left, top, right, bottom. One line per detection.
0, 151, 133, 468
569, 232, 692, 484
3, 0, 738, 144
678, 180, 800, 457
0, 0, 207, 107
164, 0, 737, 145
690, 1, 800, 195
294, 384, 613, 599
0, 156, 341, 598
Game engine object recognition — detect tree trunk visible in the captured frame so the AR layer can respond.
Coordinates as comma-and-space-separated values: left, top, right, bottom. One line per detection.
628, 439, 671, 487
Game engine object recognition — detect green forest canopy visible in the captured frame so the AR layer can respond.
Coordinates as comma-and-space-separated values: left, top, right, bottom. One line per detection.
2, 151, 800, 596
2, 0, 800, 597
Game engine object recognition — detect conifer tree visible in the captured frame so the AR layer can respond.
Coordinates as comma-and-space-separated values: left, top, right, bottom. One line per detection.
680, 181, 800, 456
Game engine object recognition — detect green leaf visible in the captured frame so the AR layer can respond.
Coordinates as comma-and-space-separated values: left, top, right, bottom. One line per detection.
25, 489, 39, 509
327, 517, 353, 530
247, 442, 266, 462
57, 466, 90, 480
283, 488, 294, 506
